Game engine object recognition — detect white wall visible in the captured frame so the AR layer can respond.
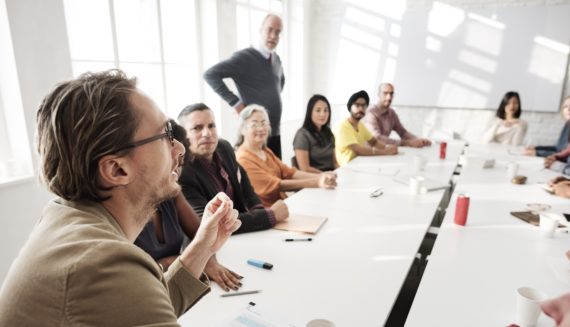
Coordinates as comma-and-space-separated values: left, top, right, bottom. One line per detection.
0, 0, 72, 281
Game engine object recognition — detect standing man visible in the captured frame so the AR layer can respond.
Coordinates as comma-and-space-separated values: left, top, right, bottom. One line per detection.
0, 70, 240, 326
334, 90, 398, 166
178, 103, 289, 234
364, 83, 431, 148
204, 14, 285, 158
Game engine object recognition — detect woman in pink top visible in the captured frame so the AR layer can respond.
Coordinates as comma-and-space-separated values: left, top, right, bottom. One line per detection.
235, 105, 337, 206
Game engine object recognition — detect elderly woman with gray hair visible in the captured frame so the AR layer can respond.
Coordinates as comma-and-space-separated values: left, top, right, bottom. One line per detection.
235, 104, 337, 207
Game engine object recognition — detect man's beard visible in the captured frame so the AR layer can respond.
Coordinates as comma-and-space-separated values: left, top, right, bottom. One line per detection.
351, 112, 364, 121
132, 165, 180, 227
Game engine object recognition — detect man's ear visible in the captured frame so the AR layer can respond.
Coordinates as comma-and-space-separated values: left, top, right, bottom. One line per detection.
98, 155, 131, 188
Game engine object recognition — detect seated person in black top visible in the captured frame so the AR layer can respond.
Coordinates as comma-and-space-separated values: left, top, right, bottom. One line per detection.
177, 103, 289, 232
293, 94, 338, 172
135, 119, 243, 292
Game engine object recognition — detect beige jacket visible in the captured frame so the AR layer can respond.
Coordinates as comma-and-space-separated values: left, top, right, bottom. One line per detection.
0, 199, 209, 326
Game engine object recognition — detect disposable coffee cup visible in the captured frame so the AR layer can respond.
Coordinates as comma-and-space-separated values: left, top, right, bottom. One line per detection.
539, 213, 559, 238
515, 287, 547, 327
507, 162, 519, 180
409, 176, 424, 195
413, 155, 427, 172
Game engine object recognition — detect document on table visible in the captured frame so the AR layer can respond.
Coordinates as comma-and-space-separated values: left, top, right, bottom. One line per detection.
273, 214, 328, 234
220, 302, 298, 327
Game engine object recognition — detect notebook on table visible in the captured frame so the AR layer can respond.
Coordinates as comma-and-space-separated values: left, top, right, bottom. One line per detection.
510, 211, 566, 228
273, 214, 328, 234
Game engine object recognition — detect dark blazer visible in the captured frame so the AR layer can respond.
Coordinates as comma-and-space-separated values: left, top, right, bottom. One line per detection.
179, 139, 272, 234
536, 122, 570, 157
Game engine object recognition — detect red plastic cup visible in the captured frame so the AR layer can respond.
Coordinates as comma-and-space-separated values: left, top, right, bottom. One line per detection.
454, 194, 470, 226
439, 141, 447, 160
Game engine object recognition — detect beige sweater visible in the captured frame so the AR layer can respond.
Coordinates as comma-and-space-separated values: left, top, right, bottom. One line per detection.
482, 117, 528, 146
0, 199, 209, 326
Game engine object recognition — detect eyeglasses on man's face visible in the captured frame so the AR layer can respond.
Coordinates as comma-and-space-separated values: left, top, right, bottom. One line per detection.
116, 120, 174, 153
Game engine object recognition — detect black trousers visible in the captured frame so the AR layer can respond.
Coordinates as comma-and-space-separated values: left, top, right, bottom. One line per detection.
267, 135, 282, 159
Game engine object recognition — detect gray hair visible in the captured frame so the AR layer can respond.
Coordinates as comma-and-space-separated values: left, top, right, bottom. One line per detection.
234, 104, 271, 148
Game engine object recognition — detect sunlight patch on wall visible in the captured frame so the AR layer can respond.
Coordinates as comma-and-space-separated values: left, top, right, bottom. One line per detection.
437, 81, 487, 108
528, 36, 570, 84
467, 12, 505, 30
448, 69, 492, 93
464, 18, 503, 56
458, 50, 497, 74
426, 35, 442, 53
345, 6, 385, 33
390, 24, 401, 38
340, 24, 382, 51
427, 2, 465, 37
383, 57, 397, 83
331, 38, 380, 103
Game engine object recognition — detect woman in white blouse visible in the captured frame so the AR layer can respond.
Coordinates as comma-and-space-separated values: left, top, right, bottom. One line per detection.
483, 91, 527, 145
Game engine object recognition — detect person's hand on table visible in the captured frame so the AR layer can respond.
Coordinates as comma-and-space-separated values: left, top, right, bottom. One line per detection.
270, 200, 289, 222
549, 176, 570, 187
204, 255, 242, 292
552, 181, 570, 198
524, 146, 536, 156
383, 144, 399, 155
318, 172, 337, 189
541, 292, 570, 327
404, 138, 431, 148
545, 155, 557, 168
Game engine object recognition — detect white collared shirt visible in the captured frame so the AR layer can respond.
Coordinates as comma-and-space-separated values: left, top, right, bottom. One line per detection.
254, 44, 272, 60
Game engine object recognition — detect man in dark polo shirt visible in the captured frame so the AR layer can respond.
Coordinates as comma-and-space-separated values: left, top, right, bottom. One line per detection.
178, 103, 289, 233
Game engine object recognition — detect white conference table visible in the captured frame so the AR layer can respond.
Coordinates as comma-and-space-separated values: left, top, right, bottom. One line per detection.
179, 142, 464, 326
406, 145, 570, 327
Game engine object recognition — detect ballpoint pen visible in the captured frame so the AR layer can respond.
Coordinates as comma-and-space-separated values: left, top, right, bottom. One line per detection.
220, 290, 261, 298
370, 188, 384, 198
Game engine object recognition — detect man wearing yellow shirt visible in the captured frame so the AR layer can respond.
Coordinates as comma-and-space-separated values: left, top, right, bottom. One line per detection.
334, 90, 398, 166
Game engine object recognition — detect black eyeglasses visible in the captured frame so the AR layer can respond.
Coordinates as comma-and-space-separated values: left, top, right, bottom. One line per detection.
116, 121, 174, 153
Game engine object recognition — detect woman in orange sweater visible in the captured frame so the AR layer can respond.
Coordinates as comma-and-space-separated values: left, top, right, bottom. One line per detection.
235, 105, 337, 207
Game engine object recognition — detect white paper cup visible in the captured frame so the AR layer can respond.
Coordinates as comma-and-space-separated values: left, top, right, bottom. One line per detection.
507, 162, 519, 180
539, 213, 560, 238
306, 319, 335, 327
413, 155, 427, 172
409, 176, 424, 195
515, 287, 547, 327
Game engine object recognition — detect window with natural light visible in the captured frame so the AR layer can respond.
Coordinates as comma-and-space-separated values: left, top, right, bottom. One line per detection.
0, 0, 33, 185
63, 0, 201, 118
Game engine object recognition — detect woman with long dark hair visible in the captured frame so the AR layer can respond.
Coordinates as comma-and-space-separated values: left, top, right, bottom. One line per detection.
293, 94, 338, 172
482, 91, 528, 145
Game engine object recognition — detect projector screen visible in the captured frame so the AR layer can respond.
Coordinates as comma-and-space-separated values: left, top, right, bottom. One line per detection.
328, 2, 570, 112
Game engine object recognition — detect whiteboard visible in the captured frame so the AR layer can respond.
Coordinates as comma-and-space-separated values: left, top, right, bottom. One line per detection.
382, 4, 570, 112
